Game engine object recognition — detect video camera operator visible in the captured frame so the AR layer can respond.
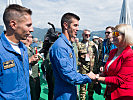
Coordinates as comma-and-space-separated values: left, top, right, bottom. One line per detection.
39, 22, 60, 58
39, 22, 60, 100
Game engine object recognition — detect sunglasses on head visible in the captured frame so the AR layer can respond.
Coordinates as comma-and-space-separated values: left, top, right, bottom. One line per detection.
85, 34, 91, 37
112, 32, 120, 37
105, 32, 111, 34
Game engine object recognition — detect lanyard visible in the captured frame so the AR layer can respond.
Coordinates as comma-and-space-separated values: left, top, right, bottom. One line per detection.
105, 40, 111, 54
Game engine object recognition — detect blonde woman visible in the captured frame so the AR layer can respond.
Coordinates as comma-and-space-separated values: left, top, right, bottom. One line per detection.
96, 24, 133, 100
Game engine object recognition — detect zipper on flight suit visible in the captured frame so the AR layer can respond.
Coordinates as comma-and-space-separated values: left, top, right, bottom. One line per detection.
22, 51, 29, 100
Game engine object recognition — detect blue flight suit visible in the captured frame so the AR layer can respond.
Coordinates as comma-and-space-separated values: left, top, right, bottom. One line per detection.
49, 33, 92, 100
0, 32, 31, 100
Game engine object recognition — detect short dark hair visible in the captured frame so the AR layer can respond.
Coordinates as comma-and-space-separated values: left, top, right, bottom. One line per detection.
106, 26, 115, 31
61, 12, 80, 32
3, 4, 32, 28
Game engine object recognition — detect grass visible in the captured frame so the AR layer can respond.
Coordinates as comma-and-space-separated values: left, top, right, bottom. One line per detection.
38, 60, 106, 100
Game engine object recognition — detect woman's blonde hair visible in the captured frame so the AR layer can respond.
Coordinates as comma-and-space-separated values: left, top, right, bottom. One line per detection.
115, 24, 133, 46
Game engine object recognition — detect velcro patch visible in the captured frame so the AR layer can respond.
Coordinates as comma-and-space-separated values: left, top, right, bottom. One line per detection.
3, 60, 15, 70
69, 53, 73, 58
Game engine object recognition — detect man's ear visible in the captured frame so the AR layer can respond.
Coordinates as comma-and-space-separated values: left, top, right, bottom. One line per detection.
63, 22, 68, 30
9, 20, 17, 30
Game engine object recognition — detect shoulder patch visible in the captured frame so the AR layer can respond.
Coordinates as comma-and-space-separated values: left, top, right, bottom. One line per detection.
3, 60, 15, 70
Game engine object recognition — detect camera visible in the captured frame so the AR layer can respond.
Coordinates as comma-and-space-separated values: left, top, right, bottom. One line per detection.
39, 22, 60, 58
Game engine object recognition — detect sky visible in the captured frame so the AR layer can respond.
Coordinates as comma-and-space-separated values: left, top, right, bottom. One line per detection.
0, 0, 133, 31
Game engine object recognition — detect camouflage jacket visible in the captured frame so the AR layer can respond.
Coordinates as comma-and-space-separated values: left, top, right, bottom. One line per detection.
72, 42, 78, 66
78, 40, 99, 73
28, 46, 40, 78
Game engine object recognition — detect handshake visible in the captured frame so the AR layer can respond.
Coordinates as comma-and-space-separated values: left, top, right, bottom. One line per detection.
87, 71, 99, 81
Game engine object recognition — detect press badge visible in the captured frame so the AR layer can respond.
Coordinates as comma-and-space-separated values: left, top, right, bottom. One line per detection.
85, 54, 90, 61
3, 60, 15, 70
103, 54, 109, 62
69, 53, 73, 58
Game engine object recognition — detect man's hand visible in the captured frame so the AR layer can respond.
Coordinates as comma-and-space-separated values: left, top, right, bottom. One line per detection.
29, 54, 39, 64
87, 71, 96, 80
37, 53, 45, 61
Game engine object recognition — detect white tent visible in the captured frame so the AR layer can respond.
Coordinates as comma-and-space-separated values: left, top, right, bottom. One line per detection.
4, 0, 22, 30
119, 0, 132, 26
7, 0, 22, 6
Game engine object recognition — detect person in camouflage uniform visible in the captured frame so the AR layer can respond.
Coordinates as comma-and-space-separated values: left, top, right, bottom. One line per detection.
78, 29, 98, 100
71, 37, 79, 100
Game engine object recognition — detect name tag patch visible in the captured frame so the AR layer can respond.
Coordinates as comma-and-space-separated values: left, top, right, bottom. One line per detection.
3, 60, 15, 70
69, 53, 73, 58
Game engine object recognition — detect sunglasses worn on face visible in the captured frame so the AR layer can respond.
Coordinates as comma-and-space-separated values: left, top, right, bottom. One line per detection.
85, 34, 91, 37
105, 32, 112, 34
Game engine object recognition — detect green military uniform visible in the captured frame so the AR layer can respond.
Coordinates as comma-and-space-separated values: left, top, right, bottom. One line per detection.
78, 40, 98, 100
72, 42, 79, 69
72, 42, 79, 100
28, 46, 41, 100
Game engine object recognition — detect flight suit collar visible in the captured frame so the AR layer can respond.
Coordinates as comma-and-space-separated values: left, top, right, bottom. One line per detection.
60, 33, 73, 48
0, 31, 26, 54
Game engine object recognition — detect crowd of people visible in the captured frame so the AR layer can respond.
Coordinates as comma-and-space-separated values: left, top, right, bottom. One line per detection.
1, 4, 133, 100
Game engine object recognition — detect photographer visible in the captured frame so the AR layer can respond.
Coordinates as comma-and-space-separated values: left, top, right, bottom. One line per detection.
39, 22, 60, 100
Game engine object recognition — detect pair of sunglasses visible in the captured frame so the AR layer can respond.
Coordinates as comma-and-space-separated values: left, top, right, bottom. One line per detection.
112, 32, 121, 37
85, 34, 91, 37
105, 32, 111, 34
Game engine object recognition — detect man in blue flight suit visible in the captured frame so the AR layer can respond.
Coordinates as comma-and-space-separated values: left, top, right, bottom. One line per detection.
0, 4, 33, 99
49, 12, 96, 100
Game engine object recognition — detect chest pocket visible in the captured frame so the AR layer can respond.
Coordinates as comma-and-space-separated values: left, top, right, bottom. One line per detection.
79, 44, 87, 59
87, 46, 94, 58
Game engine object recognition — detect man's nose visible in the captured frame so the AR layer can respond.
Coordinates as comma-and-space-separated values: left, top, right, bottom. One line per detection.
77, 26, 79, 31
30, 26, 34, 33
